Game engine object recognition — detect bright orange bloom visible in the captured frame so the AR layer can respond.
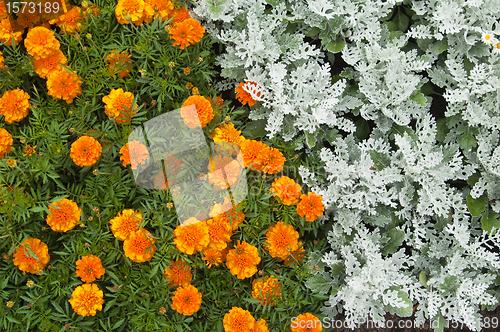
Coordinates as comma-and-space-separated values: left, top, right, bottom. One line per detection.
106, 50, 132, 78
54, 6, 85, 34
223, 307, 256, 332
23, 145, 37, 157
109, 209, 142, 241
46, 198, 81, 232
0, 128, 13, 159
171, 284, 202, 316
0, 89, 30, 124
280, 241, 305, 266
123, 228, 156, 263
70, 135, 102, 167
32, 50, 67, 79
202, 247, 223, 268
264, 222, 299, 260
119, 141, 149, 170
144, 0, 174, 22
68, 283, 104, 317
164, 259, 192, 288
13, 238, 50, 274
207, 155, 243, 190
251, 319, 270, 332
226, 240, 261, 279
254, 146, 286, 174
296, 192, 324, 222
24, 26, 60, 60
211, 123, 245, 146
252, 276, 282, 306
173, 218, 210, 255
206, 218, 232, 251
290, 313, 323, 332
269, 176, 302, 206
235, 81, 262, 107
46, 69, 83, 104
76, 254, 105, 283
240, 139, 267, 169
102, 88, 138, 124
169, 18, 205, 49
169, 5, 191, 25
0, 18, 23, 46
180, 95, 214, 128
115, 0, 146, 25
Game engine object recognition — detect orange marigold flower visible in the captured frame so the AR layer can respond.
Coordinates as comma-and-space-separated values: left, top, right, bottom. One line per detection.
169, 5, 191, 25
269, 176, 302, 206
211, 123, 245, 146
206, 218, 232, 251
254, 146, 286, 174
123, 228, 156, 263
207, 155, 243, 190
115, 0, 146, 25
251, 319, 270, 332
211, 205, 245, 232
252, 276, 282, 306
102, 88, 138, 124
144, 0, 174, 23
68, 283, 104, 317
24, 26, 60, 60
46, 198, 81, 232
223, 307, 256, 332
226, 240, 261, 280
33, 50, 67, 79
180, 95, 214, 128
46, 69, 82, 104
0, 88, 30, 124
119, 140, 149, 170
235, 81, 262, 107
173, 217, 210, 255
169, 18, 205, 50
240, 139, 267, 169
23, 145, 37, 157
0, 128, 13, 159
109, 209, 142, 241
106, 50, 132, 78
290, 313, 322, 332
164, 258, 192, 288
171, 284, 202, 316
70, 135, 102, 167
54, 6, 85, 34
13, 238, 50, 274
0, 18, 23, 46
296, 192, 324, 222
202, 247, 223, 269
264, 222, 299, 260
280, 241, 305, 266
76, 254, 105, 283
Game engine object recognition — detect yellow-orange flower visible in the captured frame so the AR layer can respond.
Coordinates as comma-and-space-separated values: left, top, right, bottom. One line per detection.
202, 247, 223, 269
76, 254, 105, 283
164, 259, 192, 288
240, 139, 267, 169
0, 88, 30, 124
144, 0, 174, 22
33, 50, 67, 79
211, 123, 245, 146
226, 240, 261, 279
106, 50, 132, 78
269, 176, 302, 206
0, 18, 24, 46
13, 238, 50, 274
115, 0, 146, 25
252, 276, 282, 306
47, 69, 82, 104
70, 135, 102, 167
290, 313, 322, 332
207, 155, 243, 190
296, 192, 325, 222
23, 145, 37, 157
180, 95, 214, 128
173, 218, 210, 255
211, 206, 245, 232
169, 5, 191, 25
102, 88, 138, 124
24, 26, 60, 60
280, 241, 305, 266
0, 50, 4, 69
119, 140, 149, 170
169, 18, 205, 49
235, 81, 262, 107
251, 319, 270, 332
206, 218, 232, 250
171, 284, 202, 316
123, 228, 156, 263
264, 222, 299, 260
68, 283, 104, 317
223, 307, 256, 332
54, 6, 85, 34
46, 198, 81, 232
0, 128, 13, 159
254, 146, 286, 174
109, 209, 142, 241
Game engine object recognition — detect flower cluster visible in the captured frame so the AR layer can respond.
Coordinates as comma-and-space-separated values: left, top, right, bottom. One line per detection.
482, 31, 500, 54
102, 88, 139, 124
252, 275, 282, 306
45, 198, 82, 232
70, 135, 103, 167
0, 89, 31, 124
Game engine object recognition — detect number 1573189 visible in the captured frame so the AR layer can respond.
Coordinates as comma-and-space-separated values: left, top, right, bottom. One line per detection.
5, 1, 61, 14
